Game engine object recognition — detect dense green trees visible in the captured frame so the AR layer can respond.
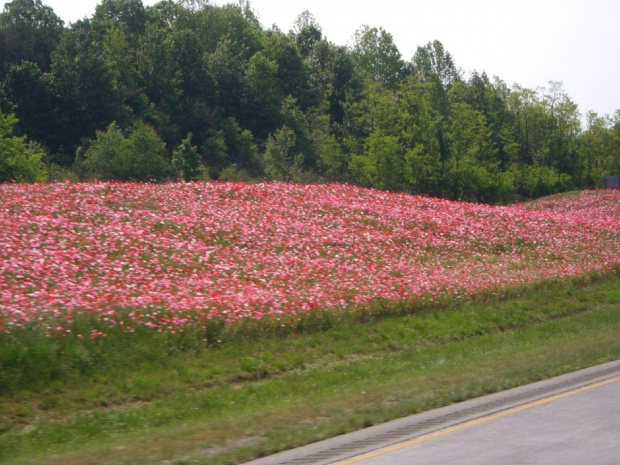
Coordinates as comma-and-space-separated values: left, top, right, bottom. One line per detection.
0, 0, 64, 76
81, 121, 170, 181
172, 133, 204, 181
0, 0, 618, 202
352, 25, 405, 89
0, 109, 47, 182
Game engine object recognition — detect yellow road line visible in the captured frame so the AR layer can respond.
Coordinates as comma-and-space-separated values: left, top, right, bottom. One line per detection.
335, 375, 620, 465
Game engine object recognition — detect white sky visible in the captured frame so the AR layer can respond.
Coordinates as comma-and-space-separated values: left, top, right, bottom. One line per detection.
37, 0, 620, 118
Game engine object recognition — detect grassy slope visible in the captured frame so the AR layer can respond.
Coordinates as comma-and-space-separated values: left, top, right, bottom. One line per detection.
1, 271, 619, 465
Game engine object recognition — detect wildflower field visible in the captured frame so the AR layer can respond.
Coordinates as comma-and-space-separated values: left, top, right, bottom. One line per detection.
1, 182, 619, 338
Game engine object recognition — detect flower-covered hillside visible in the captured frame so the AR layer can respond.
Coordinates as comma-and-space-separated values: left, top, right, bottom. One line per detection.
1, 182, 619, 334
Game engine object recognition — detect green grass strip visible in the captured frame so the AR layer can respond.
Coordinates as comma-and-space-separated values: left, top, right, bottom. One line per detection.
1, 272, 619, 464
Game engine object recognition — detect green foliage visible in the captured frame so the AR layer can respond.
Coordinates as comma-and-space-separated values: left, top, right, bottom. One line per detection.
1, 61, 62, 159
46, 162, 79, 182
318, 134, 349, 181
219, 117, 260, 172
83, 121, 170, 181
51, 27, 126, 154
201, 128, 227, 173
351, 130, 405, 191
515, 164, 576, 199
262, 125, 301, 181
293, 11, 322, 58
244, 51, 281, 138
261, 30, 312, 109
172, 133, 205, 181
352, 25, 405, 89
279, 95, 318, 168
0, 109, 47, 182
92, 0, 147, 42
123, 121, 170, 180
206, 37, 249, 117
0, 0, 64, 76
218, 163, 254, 182
576, 111, 620, 188
412, 40, 461, 87
0, 0, 617, 202
81, 121, 124, 179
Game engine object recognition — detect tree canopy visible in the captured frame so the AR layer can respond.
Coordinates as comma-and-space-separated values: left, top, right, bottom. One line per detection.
0, 0, 618, 202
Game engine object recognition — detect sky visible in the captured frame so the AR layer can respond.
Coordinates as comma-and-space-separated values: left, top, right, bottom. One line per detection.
37, 0, 620, 119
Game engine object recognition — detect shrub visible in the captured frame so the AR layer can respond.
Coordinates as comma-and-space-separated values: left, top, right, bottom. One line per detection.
83, 121, 170, 181
172, 133, 206, 181
0, 110, 48, 183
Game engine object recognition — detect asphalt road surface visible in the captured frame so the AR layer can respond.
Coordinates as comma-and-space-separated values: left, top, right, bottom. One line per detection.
336, 375, 620, 465
245, 360, 620, 465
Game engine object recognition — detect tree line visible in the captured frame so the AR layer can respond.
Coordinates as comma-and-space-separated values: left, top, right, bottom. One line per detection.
1, 0, 619, 203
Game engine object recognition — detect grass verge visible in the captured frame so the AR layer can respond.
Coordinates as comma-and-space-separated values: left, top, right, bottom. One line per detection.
1, 271, 620, 464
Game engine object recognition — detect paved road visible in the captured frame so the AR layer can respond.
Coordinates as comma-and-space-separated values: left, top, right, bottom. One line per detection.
244, 360, 620, 465
337, 376, 620, 465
